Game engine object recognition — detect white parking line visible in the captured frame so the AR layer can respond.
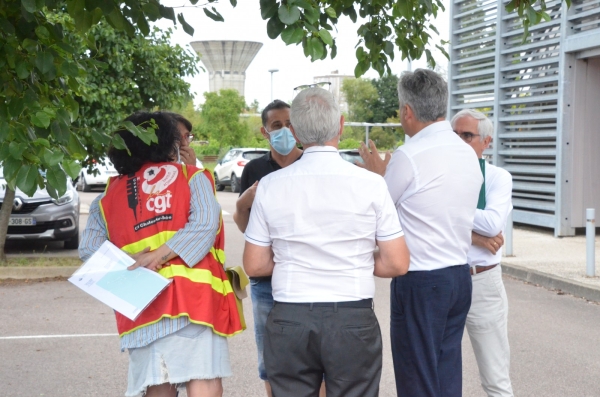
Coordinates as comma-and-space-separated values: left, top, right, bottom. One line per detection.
0, 333, 117, 340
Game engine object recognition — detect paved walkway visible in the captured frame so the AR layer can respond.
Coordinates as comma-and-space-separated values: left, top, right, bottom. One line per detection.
501, 226, 600, 301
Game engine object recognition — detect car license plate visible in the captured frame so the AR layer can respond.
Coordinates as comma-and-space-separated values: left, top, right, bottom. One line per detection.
9, 217, 36, 226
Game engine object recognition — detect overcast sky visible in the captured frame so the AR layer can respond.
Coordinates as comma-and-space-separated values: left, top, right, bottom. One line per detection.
155, 0, 449, 108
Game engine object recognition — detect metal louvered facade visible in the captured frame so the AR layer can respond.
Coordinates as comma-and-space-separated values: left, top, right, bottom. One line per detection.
449, 0, 600, 236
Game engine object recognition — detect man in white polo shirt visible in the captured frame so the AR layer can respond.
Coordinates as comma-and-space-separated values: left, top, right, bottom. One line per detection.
243, 87, 410, 397
452, 109, 514, 397
359, 69, 483, 397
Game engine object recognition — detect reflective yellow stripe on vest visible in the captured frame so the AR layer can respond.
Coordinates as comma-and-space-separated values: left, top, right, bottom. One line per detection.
120, 231, 177, 254
210, 247, 226, 265
159, 265, 234, 296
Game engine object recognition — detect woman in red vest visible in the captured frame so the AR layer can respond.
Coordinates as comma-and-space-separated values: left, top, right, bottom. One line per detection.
79, 111, 243, 397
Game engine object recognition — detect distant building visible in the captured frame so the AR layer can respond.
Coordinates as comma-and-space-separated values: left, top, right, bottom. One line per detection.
314, 71, 354, 113
190, 41, 263, 98
448, 0, 600, 236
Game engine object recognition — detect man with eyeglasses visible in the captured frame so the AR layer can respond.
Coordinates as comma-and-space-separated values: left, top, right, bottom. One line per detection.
451, 109, 514, 397
359, 69, 482, 397
233, 99, 303, 397
243, 87, 409, 397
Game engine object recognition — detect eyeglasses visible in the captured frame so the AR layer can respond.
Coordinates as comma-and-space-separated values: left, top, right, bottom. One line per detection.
186, 133, 194, 143
292, 82, 332, 97
455, 131, 480, 143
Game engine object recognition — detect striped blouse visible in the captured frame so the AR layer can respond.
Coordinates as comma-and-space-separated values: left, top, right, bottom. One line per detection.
79, 171, 221, 350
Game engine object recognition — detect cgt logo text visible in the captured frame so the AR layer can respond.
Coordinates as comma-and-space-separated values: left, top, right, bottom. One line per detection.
146, 191, 172, 214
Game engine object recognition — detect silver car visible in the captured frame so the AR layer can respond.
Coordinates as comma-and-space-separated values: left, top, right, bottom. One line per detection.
0, 168, 80, 249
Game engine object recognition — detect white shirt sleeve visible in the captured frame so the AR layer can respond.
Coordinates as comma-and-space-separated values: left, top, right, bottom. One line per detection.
473, 168, 513, 237
384, 149, 416, 207
376, 180, 404, 241
244, 181, 272, 247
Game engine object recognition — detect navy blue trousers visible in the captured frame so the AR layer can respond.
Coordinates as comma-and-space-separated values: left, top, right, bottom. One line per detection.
391, 264, 472, 397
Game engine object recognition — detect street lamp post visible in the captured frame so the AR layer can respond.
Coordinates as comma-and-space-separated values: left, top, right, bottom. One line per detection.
268, 69, 279, 103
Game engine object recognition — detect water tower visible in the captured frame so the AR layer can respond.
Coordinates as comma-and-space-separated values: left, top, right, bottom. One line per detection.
190, 40, 263, 98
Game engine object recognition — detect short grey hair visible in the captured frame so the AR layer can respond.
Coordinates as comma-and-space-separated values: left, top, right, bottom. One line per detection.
450, 109, 494, 140
290, 87, 340, 146
397, 69, 448, 122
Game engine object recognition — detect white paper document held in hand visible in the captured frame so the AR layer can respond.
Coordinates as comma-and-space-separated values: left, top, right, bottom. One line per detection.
69, 240, 172, 320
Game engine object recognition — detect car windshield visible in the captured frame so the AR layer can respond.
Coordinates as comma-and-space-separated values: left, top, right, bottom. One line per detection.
242, 151, 267, 161
340, 152, 364, 164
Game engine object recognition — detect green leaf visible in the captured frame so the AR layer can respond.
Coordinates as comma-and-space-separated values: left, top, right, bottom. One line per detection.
91, 130, 112, 145
267, 15, 285, 39
46, 166, 68, 198
541, 12, 551, 22
50, 120, 71, 144
21, 0, 38, 13
309, 36, 324, 60
31, 112, 51, 128
75, 10, 94, 32
278, 5, 300, 25
64, 96, 79, 122
319, 29, 333, 46
62, 159, 82, 181
32, 138, 50, 148
106, 7, 125, 30
158, 5, 176, 22
203, 7, 224, 22
527, 6, 537, 25
325, 7, 337, 18
67, 133, 87, 159
0, 123, 8, 141
8, 97, 25, 118
397, 0, 411, 18
282, 26, 304, 45
16, 62, 29, 79
35, 25, 50, 40
42, 148, 64, 167
230, 0, 237, 6
2, 157, 22, 185
137, 14, 150, 36
8, 141, 27, 160
260, 0, 278, 20
60, 61, 79, 77
177, 13, 195, 35
384, 41, 394, 56
16, 164, 39, 197
111, 133, 130, 154
35, 52, 54, 74
0, 17, 16, 35
505, 0, 517, 13
22, 39, 38, 53
303, 6, 320, 24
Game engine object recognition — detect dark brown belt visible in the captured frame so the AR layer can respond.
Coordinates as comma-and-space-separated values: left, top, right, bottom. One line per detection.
470, 264, 498, 275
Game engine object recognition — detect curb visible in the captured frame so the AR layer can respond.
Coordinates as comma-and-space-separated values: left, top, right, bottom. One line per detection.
502, 263, 600, 303
0, 266, 78, 279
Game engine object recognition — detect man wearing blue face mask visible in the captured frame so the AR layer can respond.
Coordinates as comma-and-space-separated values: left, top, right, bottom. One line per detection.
233, 99, 303, 397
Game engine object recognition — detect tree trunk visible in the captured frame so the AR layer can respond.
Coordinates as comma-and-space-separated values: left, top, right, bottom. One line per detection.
0, 187, 16, 263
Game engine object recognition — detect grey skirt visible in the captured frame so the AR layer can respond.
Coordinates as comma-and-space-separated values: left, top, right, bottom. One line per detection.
125, 323, 231, 397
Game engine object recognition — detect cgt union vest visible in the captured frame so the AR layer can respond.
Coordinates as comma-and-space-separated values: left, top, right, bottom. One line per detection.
100, 162, 243, 338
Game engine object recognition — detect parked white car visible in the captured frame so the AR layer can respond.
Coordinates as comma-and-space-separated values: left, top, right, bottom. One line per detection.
76, 159, 118, 192
213, 148, 269, 193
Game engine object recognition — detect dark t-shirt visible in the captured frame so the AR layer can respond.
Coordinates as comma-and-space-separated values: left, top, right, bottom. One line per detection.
240, 150, 301, 281
239, 151, 284, 195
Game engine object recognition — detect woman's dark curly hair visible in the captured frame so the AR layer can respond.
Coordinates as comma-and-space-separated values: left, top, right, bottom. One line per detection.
108, 111, 181, 175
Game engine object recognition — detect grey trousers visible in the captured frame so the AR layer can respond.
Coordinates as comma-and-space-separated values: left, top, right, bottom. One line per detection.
264, 299, 382, 397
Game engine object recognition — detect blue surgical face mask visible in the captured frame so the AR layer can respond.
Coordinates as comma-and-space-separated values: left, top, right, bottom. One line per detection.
268, 126, 296, 155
